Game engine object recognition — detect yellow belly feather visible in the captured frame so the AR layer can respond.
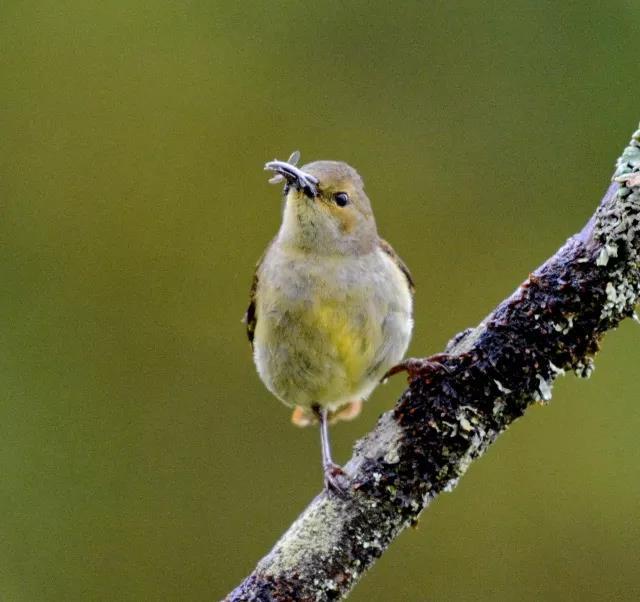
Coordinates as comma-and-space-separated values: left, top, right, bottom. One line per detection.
305, 298, 376, 390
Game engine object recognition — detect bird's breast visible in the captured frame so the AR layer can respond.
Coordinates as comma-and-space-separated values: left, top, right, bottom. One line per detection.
253, 245, 412, 407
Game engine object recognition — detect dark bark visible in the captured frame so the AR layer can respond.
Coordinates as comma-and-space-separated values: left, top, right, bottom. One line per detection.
226, 125, 640, 602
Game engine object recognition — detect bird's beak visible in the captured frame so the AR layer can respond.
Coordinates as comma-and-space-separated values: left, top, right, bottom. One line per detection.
264, 160, 319, 198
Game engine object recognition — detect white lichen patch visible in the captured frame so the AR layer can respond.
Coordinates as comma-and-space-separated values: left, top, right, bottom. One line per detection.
493, 379, 512, 395
261, 496, 346, 576
552, 313, 574, 335
596, 243, 618, 266
601, 276, 638, 321
452, 406, 483, 439
442, 428, 487, 493
442, 420, 458, 437
383, 447, 400, 465
442, 477, 459, 493
600, 192, 640, 320
355, 529, 384, 554
613, 128, 640, 179
493, 399, 506, 416
437, 410, 489, 496
548, 361, 565, 376
458, 416, 472, 432
594, 127, 640, 328
574, 358, 595, 379
348, 411, 404, 472
536, 374, 553, 402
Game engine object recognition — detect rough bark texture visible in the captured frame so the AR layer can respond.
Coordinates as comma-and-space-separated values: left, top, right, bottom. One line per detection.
226, 125, 640, 602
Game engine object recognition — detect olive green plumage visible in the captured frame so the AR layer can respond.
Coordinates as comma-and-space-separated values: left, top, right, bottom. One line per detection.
245, 154, 414, 489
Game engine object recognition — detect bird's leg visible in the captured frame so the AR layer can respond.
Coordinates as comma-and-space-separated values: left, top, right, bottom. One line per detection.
382, 353, 454, 383
312, 404, 349, 495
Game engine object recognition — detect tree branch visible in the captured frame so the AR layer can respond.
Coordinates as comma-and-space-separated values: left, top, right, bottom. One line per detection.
226, 124, 640, 602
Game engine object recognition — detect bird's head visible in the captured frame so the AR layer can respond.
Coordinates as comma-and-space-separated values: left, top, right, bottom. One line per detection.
265, 153, 378, 256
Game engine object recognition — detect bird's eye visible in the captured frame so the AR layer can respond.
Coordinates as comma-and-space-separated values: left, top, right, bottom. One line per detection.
334, 192, 350, 207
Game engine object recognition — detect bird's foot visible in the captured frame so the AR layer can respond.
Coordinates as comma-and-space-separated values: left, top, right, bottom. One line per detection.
382, 353, 453, 383
323, 462, 350, 496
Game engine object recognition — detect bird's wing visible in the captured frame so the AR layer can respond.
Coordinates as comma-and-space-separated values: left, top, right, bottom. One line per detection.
244, 238, 276, 348
244, 271, 259, 348
378, 237, 415, 294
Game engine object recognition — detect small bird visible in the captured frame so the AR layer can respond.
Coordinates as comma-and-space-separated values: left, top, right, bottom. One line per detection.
245, 152, 414, 492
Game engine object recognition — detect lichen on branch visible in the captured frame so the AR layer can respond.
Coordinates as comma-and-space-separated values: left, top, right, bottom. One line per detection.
226, 125, 640, 602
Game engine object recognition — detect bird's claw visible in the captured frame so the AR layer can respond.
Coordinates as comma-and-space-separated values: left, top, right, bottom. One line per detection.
323, 463, 350, 496
382, 354, 453, 383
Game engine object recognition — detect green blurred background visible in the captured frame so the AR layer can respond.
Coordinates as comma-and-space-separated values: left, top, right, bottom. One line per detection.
2, 1, 640, 600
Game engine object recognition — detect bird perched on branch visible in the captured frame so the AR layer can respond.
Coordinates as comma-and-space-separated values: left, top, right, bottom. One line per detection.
245, 151, 414, 492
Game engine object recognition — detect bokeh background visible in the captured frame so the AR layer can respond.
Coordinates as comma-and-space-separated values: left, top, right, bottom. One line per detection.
2, 1, 640, 600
